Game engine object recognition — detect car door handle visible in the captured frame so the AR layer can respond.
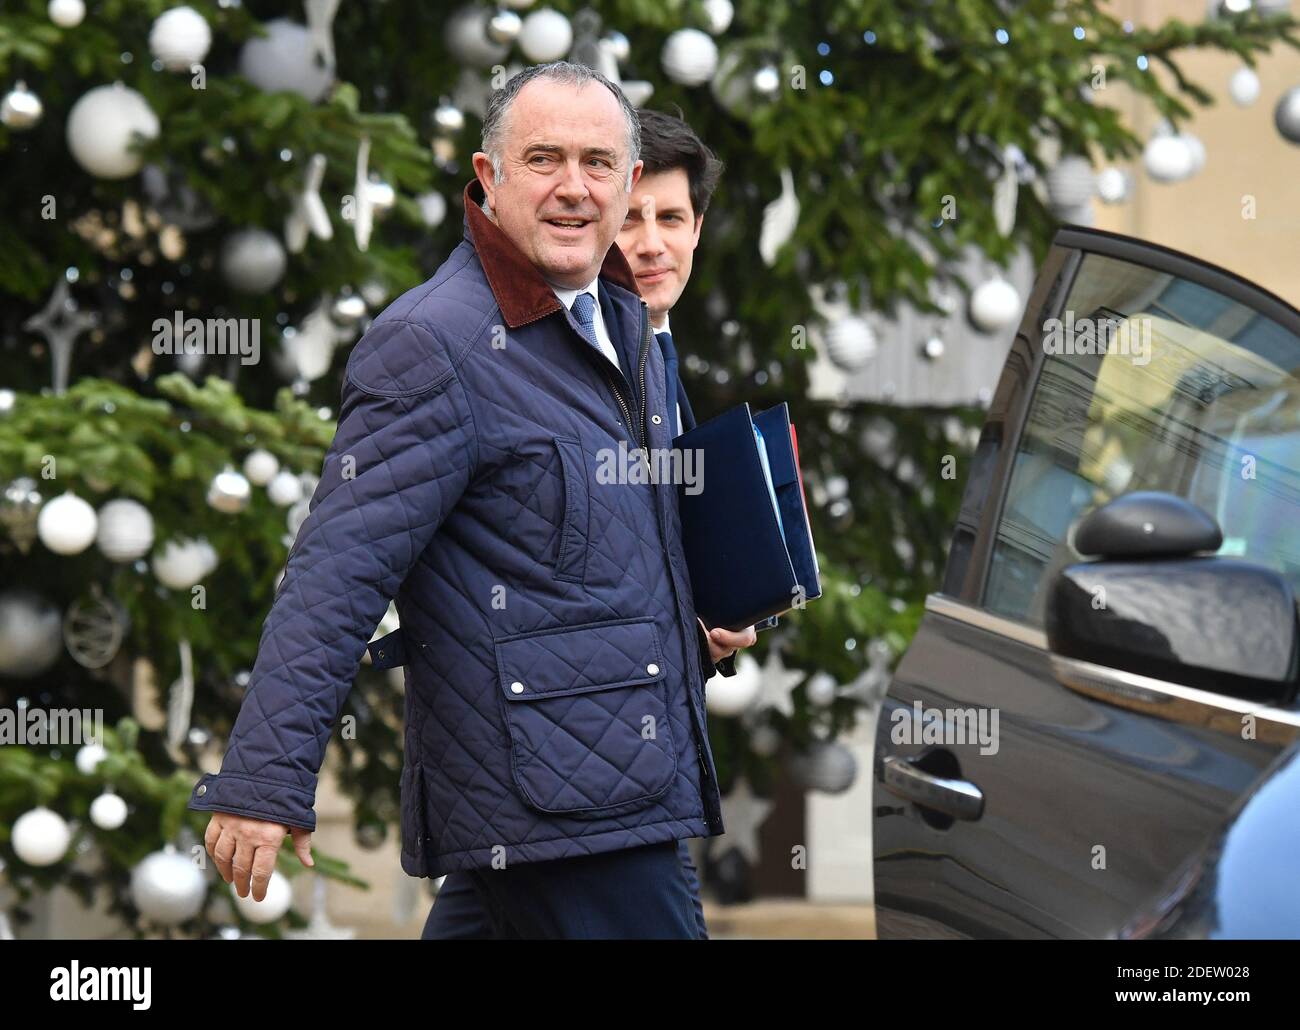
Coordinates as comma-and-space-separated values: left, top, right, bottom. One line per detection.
880, 754, 985, 821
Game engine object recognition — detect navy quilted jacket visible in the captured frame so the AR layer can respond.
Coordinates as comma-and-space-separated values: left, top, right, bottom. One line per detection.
188, 180, 727, 877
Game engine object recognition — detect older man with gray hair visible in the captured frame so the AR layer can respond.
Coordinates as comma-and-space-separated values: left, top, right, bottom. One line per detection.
188, 61, 754, 940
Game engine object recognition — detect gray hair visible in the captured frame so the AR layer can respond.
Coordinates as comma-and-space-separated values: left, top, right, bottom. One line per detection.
480, 61, 641, 193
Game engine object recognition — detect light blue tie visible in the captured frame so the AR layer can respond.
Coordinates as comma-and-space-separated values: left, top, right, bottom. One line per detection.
570, 291, 599, 351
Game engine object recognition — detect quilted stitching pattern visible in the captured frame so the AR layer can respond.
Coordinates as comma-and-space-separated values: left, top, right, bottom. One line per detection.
189, 221, 726, 876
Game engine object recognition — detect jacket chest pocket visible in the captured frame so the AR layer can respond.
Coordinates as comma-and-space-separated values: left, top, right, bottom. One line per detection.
552, 436, 590, 585
494, 616, 677, 818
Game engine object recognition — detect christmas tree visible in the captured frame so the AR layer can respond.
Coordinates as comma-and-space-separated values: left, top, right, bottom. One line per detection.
1, 0, 1294, 936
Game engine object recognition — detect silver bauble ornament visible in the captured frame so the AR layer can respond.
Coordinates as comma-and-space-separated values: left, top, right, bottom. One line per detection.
1096, 166, 1131, 204
221, 228, 287, 293
486, 9, 523, 44
1143, 134, 1194, 182
331, 293, 367, 325
788, 739, 858, 794
444, 6, 511, 67
1274, 85, 1300, 144
267, 470, 304, 507
1045, 155, 1095, 212
752, 65, 781, 97
131, 846, 206, 925
1, 82, 43, 131
432, 101, 465, 136
151, 537, 212, 590
96, 498, 155, 562
207, 467, 252, 514
1, 477, 43, 554
0, 589, 63, 678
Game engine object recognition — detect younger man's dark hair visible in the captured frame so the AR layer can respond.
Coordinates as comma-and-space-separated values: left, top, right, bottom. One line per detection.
636, 107, 724, 219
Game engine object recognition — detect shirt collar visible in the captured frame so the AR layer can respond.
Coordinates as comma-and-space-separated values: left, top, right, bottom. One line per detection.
548, 277, 600, 313
655, 311, 672, 338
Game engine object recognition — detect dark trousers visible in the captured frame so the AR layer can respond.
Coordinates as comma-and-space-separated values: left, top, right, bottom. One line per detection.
421, 837, 708, 940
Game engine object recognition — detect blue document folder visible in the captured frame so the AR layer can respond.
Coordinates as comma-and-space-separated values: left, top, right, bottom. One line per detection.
674, 402, 822, 631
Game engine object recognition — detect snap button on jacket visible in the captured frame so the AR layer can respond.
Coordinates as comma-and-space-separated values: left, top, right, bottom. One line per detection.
188, 180, 726, 877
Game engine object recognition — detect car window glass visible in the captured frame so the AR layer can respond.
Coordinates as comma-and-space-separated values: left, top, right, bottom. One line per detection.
984, 251, 1300, 625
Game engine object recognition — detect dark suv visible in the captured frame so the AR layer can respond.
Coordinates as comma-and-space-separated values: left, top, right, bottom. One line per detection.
874, 227, 1300, 939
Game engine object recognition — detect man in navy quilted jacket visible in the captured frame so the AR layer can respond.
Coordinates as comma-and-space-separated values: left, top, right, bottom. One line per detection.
188, 61, 755, 939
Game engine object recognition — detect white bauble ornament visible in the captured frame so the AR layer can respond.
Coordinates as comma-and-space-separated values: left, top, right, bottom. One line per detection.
749, 724, 782, 757
150, 6, 212, 72
662, 29, 719, 87
709, 46, 752, 115
96, 498, 155, 562
238, 19, 334, 102
0, 589, 63, 677
518, 9, 573, 62
75, 742, 108, 775
705, 652, 763, 716
444, 6, 511, 67
432, 101, 465, 135
65, 83, 160, 180
90, 791, 128, 830
805, 671, 838, 707
1045, 155, 1094, 211
969, 277, 1022, 332
701, 0, 735, 34
13, 807, 72, 866
131, 847, 206, 925
416, 191, 448, 228
38, 491, 98, 555
1, 82, 43, 131
267, 470, 304, 507
1095, 166, 1131, 204
825, 315, 877, 370
231, 869, 292, 923
752, 65, 781, 97
286, 499, 311, 538
221, 229, 286, 294
151, 537, 211, 590
243, 449, 280, 486
1229, 66, 1260, 107
1275, 86, 1300, 145
195, 538, 218, 576
207, 467, 251, 514
48, 0, 85, 28
331, 293, 366, 325
1143, 134, 1194, 182
789, 740, 858, 794
1179, 133, 1206, 175
486, 9, 523, 44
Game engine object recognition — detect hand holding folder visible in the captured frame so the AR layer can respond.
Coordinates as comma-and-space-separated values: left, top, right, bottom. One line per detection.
674, 402, 822, 632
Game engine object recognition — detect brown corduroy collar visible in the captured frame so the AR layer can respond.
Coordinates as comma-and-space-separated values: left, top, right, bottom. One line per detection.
461, 179, 641, 329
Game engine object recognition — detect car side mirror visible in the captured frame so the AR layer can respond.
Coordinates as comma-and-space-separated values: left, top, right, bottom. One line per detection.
1047, 492, 1299, 706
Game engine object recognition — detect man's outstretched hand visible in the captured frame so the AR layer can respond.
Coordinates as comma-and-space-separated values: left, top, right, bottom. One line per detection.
699, 618, 757, 665
203, 811, 314, 902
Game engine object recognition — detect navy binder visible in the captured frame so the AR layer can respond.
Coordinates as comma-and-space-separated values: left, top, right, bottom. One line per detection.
674, 402, 822, 631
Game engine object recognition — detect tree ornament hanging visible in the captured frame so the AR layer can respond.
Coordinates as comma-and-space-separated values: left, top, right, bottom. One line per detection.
65, 83, 160, 179
95, 498, 155, 562
1, 477, 44, 554
22, 277, 99, 394
38, 491, 98, 555
149, 6, 213, 72
285, 153, 334, 253
130, 846, 206, 925
12, 807, 72, 866
1, 81, 43, 130
63, 587, 129, 669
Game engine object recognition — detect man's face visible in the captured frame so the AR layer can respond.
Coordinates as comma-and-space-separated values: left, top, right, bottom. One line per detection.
617, 168, 703, 328
472, 79, 641, 289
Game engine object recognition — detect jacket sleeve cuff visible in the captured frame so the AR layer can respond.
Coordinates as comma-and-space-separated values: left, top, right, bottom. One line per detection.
696, 619, 719, 681
187, 772, 317, 832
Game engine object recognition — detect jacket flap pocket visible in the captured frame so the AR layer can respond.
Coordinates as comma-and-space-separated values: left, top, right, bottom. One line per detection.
495, 616, 666, 702
367, 628, 407, 669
